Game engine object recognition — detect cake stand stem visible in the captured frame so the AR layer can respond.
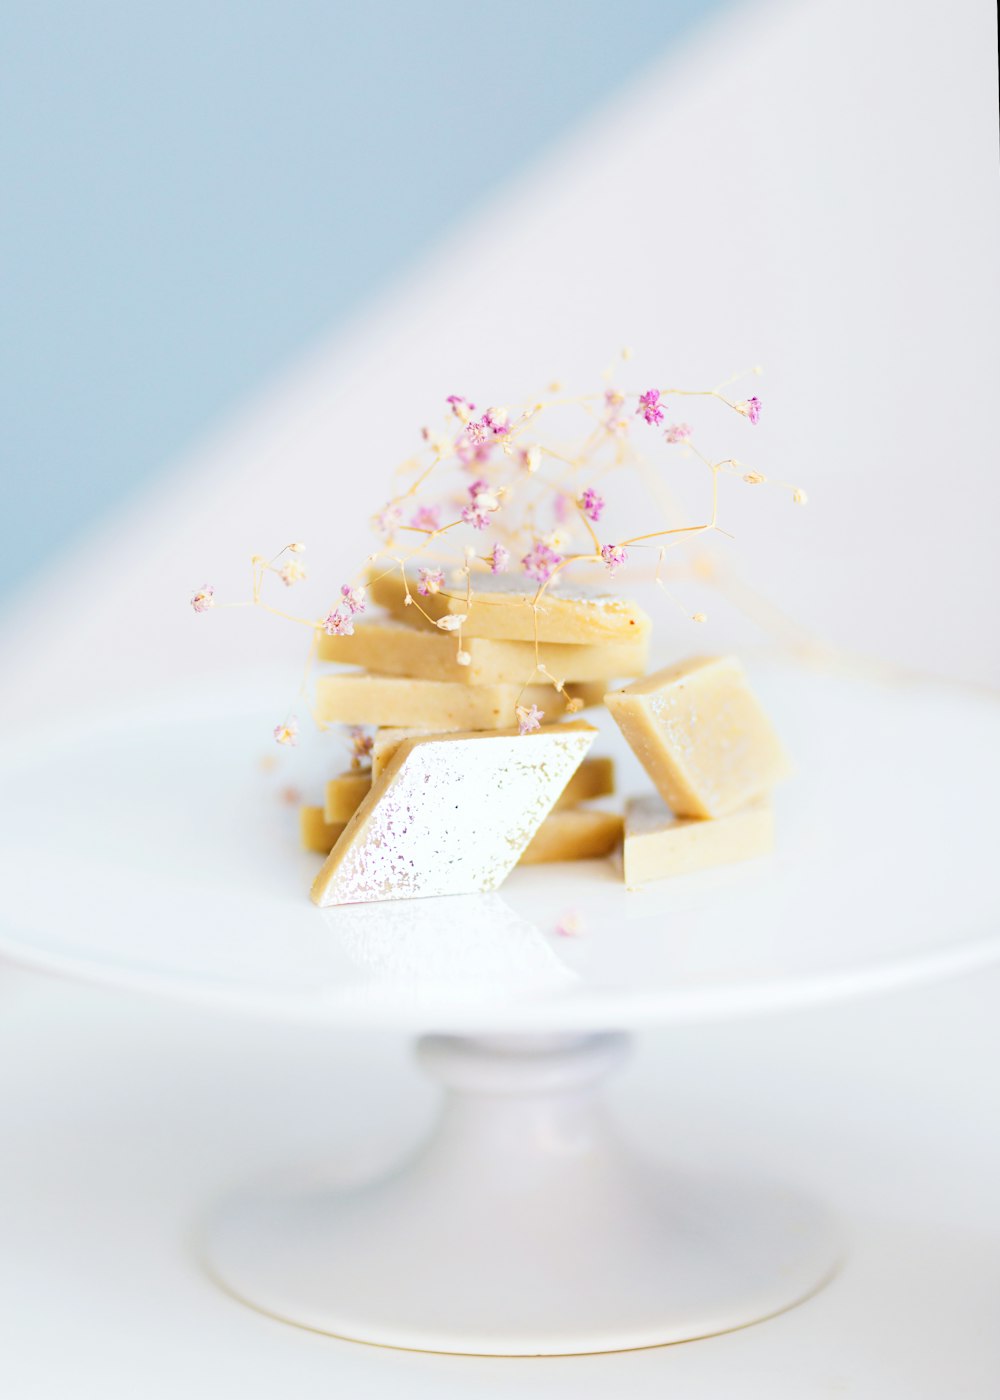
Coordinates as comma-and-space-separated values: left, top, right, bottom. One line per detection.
204, 1030, 838, 1356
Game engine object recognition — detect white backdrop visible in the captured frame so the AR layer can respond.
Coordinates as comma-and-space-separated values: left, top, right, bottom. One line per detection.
2, 0, 997, 726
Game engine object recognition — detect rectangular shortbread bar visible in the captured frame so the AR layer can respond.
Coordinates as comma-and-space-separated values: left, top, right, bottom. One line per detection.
623, 794, 773, 886
553, 755, 615, 810
323, 772, 372, 824
316, 675, 521, 730
318, 616, 648, 684
367, 570, 651, 644
520, 808, 624, 864
299, 806, 347, 855
317, 675, 606, 733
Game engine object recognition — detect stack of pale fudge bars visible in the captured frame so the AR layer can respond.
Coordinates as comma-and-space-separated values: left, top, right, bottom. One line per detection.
299, 571, 789, 906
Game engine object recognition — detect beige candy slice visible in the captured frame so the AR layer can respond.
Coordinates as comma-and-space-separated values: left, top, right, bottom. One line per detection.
323, 771, 371, 823
310, 721, 597, 906
623, 794, 773, 886
371, 727, 434, 779
318, 676, 606, 736
300, 806, 347, 855
317, 675, 520, 730
368, 570, 651, 644
553, 755, 615, 810
318, 616, 648, 684
520, 808, 624, 864
605, 656, 791, 819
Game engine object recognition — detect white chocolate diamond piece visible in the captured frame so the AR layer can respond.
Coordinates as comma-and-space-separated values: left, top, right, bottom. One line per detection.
310, 722, 597, 907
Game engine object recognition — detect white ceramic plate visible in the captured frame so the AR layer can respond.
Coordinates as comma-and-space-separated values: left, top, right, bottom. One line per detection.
1, 662, 998, 1032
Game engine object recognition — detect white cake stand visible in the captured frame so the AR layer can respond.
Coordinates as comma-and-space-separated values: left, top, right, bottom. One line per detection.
1, 662, 998, 1356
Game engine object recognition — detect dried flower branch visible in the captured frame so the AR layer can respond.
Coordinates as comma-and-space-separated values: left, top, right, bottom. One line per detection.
193, 357, 801, 738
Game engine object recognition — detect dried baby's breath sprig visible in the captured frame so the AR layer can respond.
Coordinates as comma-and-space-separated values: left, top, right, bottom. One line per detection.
554, 909, 582, 938
346, 726, 373, 770
516, 703, 544, 735
195, 357, 803, 737
273, 717, 298, 747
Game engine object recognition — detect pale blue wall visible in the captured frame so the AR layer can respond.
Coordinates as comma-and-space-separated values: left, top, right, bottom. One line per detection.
1, 0, 726, 600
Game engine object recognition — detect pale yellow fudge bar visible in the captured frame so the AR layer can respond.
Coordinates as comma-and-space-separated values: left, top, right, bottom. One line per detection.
318, 616, 648, 684
311, 722, 597, 906
318, 675, 606, 735
605, 656, 790, 818
520, 808, 624, 864
317, 675, 521, 730
299, 806, 347, 855
553, 755, 615, 810
368, 569, 651, 644
323, 771, 371, 823
623, 794, 773, 886
370, 727, 434, 779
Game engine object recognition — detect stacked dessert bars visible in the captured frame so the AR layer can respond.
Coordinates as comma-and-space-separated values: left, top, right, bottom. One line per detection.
299, 571, 789, 905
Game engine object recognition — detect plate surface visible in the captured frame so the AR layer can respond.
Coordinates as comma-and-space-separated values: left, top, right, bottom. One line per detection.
1, 663, 998, 1031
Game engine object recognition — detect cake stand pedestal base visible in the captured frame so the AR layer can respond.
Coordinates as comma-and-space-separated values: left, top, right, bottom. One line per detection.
204, 1032, 839, 1356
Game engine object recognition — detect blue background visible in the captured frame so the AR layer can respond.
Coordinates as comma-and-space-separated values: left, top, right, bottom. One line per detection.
1, 0, 724, 601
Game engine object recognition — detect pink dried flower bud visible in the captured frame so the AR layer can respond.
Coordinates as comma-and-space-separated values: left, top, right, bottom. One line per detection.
515, 703, 544, 735
322, 609, 354, 636
554, 909, 581, 938
446, 394, 475, 421
190, 584, 215, 613
461, 502, 492, 530
340, 583, 367, 613
600, 543, 628, 576
279, 560, 307, 587
521, 541, 562, 584
374, 503, 402, 536
466, 419, 489, 447
417, 567, 445, 596
482, 407, 509, 436
636, 389, 664, 425
736, 396, 762, 424
456, 433, 491, 466
490, 542, 509, 574
349, 726, 373, 759
273, 717, 298, 747
410, 504, 441, 531
664, 422, 692, 444
578, 488, 605, 522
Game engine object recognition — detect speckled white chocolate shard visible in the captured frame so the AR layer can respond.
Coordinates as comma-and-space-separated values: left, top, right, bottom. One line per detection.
310, 722, 596, 906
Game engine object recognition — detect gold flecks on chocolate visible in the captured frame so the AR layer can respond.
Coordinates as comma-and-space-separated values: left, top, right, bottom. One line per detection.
310, 722, 597, 906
